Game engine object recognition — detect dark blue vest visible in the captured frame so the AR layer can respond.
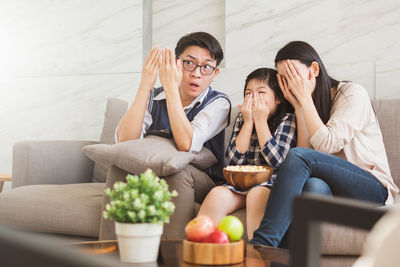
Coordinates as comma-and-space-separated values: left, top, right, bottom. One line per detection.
148, 87, 231, 183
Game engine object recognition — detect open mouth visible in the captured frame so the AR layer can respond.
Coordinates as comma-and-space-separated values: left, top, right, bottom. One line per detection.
189, 83, 199, 88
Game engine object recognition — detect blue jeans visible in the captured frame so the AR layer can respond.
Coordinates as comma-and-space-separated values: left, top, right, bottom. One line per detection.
250, 147, 388, 247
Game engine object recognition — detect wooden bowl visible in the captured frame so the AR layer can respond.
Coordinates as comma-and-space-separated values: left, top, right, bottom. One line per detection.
223, 166, 273, 190
183, 239, 244, 265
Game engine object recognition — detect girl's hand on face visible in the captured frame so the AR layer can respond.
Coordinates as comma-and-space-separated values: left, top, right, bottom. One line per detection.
158, 48, 183, 95
277, 74, 301, 110
238, 93, 253, 124
252, 92, 270, 124
140, 46, 161, 91
284, 60, 314, 106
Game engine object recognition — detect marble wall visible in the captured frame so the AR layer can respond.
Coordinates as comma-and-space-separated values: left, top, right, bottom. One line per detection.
218, 0, 400, 105
1, 0, 399, 183
0, 0, 143, 176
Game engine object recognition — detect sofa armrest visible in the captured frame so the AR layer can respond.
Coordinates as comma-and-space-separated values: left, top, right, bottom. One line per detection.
291, 194, 387, 267
12, 140, 98, 188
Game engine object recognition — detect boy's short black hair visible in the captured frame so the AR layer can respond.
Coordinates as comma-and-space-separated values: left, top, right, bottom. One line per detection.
175, 32, 224, 66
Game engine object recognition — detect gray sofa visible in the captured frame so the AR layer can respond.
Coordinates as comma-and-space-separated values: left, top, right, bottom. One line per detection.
0, 98, 399, 263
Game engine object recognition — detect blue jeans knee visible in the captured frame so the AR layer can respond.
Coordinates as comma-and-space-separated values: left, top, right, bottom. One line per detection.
303, 177, 332, 196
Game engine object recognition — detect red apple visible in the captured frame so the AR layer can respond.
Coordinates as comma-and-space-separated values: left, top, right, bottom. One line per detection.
185, 215, 216, 242
202, 230, 229, 244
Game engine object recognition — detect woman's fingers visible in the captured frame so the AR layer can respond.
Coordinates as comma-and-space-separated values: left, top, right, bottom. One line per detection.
287, 60, 298, 78
277, 74, 285, 91
284, 62, 294, 80
290, 60, 303, 79
282, 76, 289, 92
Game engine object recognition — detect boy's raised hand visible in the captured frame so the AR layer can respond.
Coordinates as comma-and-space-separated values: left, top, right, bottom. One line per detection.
140, 46, 161, 92
159, 48, 183, 95
238, 93, 253, 124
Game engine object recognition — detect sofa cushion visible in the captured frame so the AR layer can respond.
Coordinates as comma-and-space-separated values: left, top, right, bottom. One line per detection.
372, 99, 400, 187
320, 223, 369, 255
83, 135, 217, 177
93, 98, 128, 182
228, 207, 368, 255
0, 183, 104, 238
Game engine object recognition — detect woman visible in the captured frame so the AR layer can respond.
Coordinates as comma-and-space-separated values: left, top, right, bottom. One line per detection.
250, 41, 399, 247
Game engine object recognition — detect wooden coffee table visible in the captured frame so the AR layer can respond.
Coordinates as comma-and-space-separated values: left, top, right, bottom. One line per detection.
68, 240, 289, 266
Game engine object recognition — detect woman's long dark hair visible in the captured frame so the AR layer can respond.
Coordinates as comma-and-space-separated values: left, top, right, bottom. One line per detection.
244, 68, 293, 133
274, 41, 339, 124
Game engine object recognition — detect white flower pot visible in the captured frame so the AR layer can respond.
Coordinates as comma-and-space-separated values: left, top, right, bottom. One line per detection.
115, 222, 163, 263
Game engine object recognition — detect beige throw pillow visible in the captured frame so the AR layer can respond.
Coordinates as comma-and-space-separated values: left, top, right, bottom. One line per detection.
82, 135, 217, 177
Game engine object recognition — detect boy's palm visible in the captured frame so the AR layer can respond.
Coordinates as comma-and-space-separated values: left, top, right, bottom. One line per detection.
159, 48, 183, 94
141, 47, 160, 90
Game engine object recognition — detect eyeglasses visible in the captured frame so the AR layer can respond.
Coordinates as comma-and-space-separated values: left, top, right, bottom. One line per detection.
180, 59, 216, 76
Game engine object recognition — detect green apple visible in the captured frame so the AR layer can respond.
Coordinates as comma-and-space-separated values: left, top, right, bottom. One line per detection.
217, 215, 243, 242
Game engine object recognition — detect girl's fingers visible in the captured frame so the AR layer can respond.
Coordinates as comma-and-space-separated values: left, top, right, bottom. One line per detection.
244, 96, 251, 110
244, 93, 251, 105
253, 92, 260, 108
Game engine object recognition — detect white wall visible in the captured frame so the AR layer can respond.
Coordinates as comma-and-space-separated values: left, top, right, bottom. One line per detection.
0, 0, 143, 177
1, 0, 399, 185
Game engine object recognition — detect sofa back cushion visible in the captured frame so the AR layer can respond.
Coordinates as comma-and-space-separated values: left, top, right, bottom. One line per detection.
98, 98, 400, 187
372, 99, 400, 187
93, 98, 128, 182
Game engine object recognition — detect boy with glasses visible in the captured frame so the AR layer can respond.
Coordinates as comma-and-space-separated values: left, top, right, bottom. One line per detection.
116, 32, 230, 238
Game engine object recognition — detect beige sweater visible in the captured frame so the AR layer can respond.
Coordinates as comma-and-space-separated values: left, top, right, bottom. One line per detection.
309, 82, 399, 205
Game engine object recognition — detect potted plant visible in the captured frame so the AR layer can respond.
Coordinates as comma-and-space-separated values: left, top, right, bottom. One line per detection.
103, 169, 177, 263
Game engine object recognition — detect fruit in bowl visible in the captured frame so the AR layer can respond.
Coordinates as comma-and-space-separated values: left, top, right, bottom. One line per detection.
202, 229, 229, 244
217, 215, 244, 242
183, 215, 245, 265
184, 215, 216, 242
184, 215, 243, 243
223, 165, 273, 190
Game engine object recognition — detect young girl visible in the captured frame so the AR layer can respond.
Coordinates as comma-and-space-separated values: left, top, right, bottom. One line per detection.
197, 68, 296, 240
250, 41, 399, 247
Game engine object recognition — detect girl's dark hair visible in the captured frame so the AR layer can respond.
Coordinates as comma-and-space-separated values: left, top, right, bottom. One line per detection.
175, 32, 224, 66
274, 41, 339, 124
244, 68, 293, 133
